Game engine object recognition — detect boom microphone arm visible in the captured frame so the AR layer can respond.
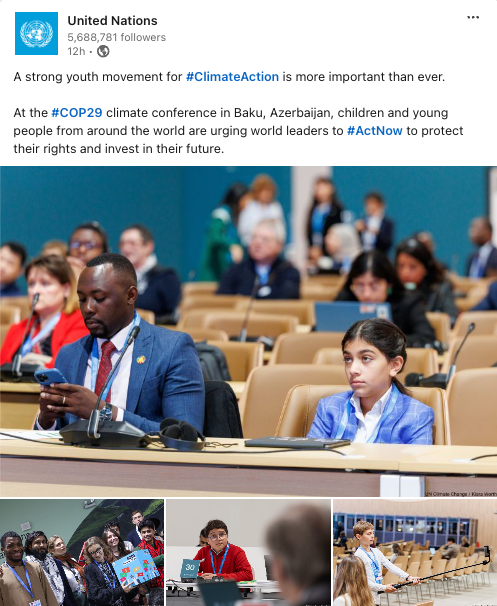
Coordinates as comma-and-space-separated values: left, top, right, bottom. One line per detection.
392, 545, 490, 589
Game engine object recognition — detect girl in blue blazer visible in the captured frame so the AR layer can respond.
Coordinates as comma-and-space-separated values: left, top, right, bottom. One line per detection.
307, 318, 434, 444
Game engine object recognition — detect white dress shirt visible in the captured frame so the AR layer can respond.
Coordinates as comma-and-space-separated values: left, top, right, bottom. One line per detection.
350, 386, 392, 443
469, 242, 493, 278
83, 318, 136, 422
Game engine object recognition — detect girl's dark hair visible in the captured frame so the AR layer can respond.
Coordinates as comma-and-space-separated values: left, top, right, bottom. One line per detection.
341, 318, 409, 395
392, 543, 402, 554
219, 182, 248, 224
342, 250, 405, 300
70, 221, 109, 253
102, 529, 128, 559
395, 238, 445, 286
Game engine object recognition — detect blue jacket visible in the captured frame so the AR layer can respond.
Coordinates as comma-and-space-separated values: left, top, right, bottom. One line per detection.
53, 320, 205, 433
307, 386, 434, 444
472, 281, 497, 311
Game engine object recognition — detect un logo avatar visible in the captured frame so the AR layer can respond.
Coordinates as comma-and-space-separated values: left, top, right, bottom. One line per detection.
20, 21, 53, 48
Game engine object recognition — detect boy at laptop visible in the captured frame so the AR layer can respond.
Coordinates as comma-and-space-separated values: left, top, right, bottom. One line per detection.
193, 520, 253, 581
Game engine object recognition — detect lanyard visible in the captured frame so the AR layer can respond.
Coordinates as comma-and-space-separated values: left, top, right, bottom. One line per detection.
7, 562, 34, 598
90, 312, 140, 400
97, 561, 116, 588
359, 547, 382, 584
210, 543, 229, 576
335, 384, 399, 443
21, 313, 61, 356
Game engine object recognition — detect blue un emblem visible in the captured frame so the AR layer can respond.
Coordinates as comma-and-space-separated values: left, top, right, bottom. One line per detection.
15, 12, 58, 55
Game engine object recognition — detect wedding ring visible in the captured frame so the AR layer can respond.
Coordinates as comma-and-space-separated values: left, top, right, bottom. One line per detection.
62, 396, 66, 405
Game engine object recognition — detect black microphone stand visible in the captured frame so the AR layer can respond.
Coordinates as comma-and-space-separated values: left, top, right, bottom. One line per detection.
11, 293, 40, 378
392, 546, 491, 589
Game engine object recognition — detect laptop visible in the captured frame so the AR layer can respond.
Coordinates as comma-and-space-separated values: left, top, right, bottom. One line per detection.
198, 580, 242, 606
180, 559, 201, 582
314, 302, 392, 332
429, 547, 436, 555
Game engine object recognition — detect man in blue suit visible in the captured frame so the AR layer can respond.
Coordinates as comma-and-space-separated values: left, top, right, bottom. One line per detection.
37, 253, 205, 433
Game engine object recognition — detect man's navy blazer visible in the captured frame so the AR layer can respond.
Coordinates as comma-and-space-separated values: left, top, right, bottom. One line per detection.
472, 281, 497, 311
127, 527, 142, 548
53, 319, 205, 433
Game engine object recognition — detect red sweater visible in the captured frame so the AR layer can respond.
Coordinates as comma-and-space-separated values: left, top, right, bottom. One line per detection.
194, 544, 253, 581
0, 310, 88, 368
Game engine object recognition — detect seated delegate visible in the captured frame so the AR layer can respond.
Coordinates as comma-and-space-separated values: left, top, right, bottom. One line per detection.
307, 318, 434, 444
36, 253, 205, 433
335, 250, 436, 347
0, 255, 88, 368
193, 519, 253, 581
217, 219, 300, 299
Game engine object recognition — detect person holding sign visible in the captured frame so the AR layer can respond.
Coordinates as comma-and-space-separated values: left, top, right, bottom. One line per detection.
136, 519, 164, 606
0, 531, 59, 606
83, 538, 138, 606
352, 522, 420, 605
193, 519, 253, 581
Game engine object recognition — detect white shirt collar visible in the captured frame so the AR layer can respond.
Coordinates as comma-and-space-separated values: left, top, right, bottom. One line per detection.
351, 385, 392, 421
135, 253, 157, 281
97, 318, 134, 353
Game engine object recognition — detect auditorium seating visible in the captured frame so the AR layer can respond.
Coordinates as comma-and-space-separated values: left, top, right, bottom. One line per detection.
181, 294, 247, 312
446, 368, 497, 446
240, 365, 347, 438
136, 308, 155, 324
0, 305, 21, 324
207, 340, 264, 381
1, 296, 30, 319
452, 310, 497, 337
275, 384, 449, 444
269, 331, 345, 364
426, 312, 451, 346
165, 326, 229, 342
235, 299, 316, 327
441, 335, 497, 372
312, 347, 439, 383
182, 281, 218, 296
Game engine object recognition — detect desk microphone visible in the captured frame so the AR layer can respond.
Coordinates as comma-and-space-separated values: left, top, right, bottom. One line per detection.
60, 324, 149, 448
11, 293, 39, 378
238, 276, 260, 342
405, 322, 475, 389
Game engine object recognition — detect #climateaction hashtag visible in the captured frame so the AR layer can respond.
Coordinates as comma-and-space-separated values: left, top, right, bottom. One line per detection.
188, 71, 279, 82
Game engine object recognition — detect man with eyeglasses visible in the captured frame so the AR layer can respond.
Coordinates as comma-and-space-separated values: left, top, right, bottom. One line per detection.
193, 519, 253, 581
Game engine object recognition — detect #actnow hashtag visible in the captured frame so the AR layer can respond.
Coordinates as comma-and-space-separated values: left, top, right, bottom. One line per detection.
52, 108, 59, 117
347, 126, 355, 135
186, 72, 194, 81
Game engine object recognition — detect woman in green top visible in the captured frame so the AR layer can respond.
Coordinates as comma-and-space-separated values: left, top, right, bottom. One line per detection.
198, 183, 248, 281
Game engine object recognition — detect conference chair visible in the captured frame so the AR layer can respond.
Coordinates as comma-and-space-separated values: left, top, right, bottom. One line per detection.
453, 554, 467, 590
312, 347, 438, 382
305, 274, 347, 287
472, 554, 486, 587
401, 561, 421, 602
235, 299, 316, 327
443, 557, 458, 593
381, 570, 403, 605
178, 310, 299, 338
446, 367, 497, 446
207, 340, 263, 381
409, 553, 421, 564
0, 323, 11, 346
0, 305, 21, 324
481, 552, 492, 584
416, 560, 433, 600
269, 331, 345, 364
1, 296, 30, 319
392, 555, 409, 570
419, 552, 431, 566
136, 308, 155, 324
426, 312, 451, 345
182, 281, 218, 296
463, 555, 477, 588
166, 326, 229, 342
441, 335, 497, 372
451, 310, 497, 337
240, 365, 346, 438
300, 282, 343, 301
428, 559, 448, 596
181, 294, 247, 312
448, 274, 492, 296
275, 385, 450, 445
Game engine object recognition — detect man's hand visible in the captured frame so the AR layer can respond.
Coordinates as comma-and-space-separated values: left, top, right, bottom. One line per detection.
384, 584, 398, 593
121, 580, 135, 594
200, 573, 215, 580
39, 383, 100, 427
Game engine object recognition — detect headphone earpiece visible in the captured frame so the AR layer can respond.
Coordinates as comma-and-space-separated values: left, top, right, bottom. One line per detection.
159, 418, 205, 451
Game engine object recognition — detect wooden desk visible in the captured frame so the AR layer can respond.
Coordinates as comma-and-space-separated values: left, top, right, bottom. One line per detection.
0, 382, 39, 428
1, 436, 495, 497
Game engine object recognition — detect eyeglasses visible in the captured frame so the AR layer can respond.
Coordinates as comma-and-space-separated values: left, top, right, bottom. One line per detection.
89, 547, 103, 557
69, 241, 101, 251
208, 533, 227, 541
